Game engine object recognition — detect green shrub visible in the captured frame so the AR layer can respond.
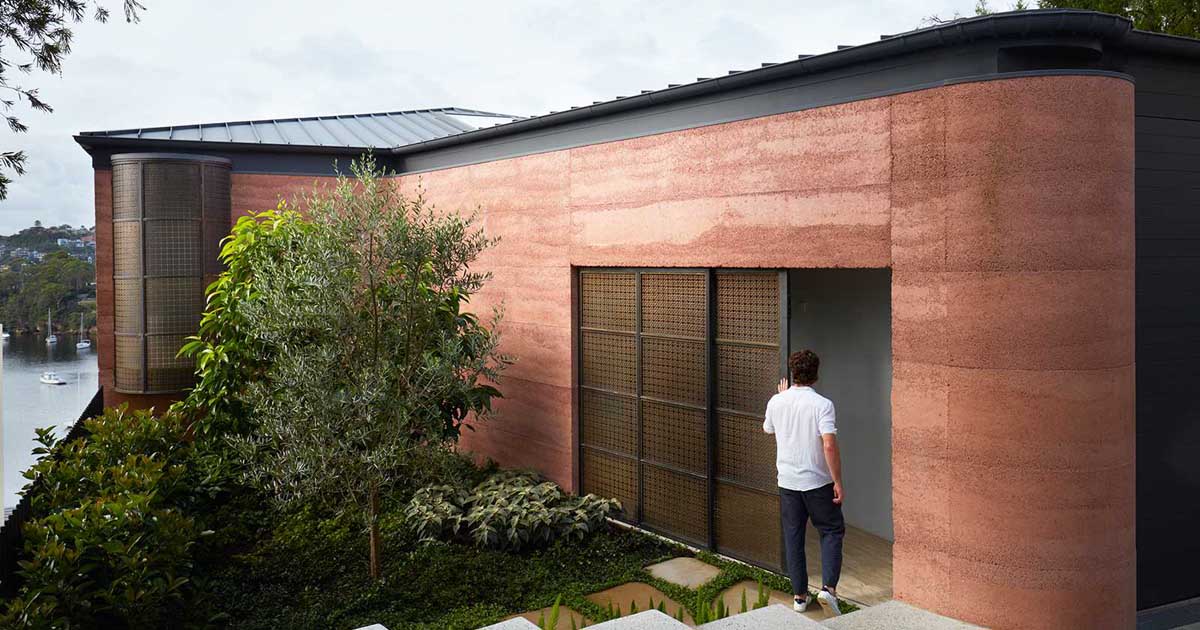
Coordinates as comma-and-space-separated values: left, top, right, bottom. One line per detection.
10, 493, 197, 628
1, 406, 209, 628
404, 470, 619, 551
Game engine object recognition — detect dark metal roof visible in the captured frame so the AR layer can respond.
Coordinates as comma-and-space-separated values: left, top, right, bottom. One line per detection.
76, 9, 1200, 168
78, 107, 518, 149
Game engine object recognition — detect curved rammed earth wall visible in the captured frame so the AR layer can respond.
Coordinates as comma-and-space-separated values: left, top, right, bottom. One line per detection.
92, 74, 1134, 629
888, 78, 1135, 629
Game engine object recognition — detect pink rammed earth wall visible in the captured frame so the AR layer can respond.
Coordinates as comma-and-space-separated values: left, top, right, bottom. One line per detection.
91, 74, 1135, 629
395, 75, 1137, 630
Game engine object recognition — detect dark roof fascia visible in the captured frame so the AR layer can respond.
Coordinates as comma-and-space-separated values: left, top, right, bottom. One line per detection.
388, 10, 1150, 159
75, 134, 373, 156
76, 136, 389, 176
1120, 28, 1200, 60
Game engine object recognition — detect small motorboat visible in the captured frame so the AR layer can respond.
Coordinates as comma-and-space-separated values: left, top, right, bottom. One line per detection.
39, 371, 66, 385
75, 313, 90, 349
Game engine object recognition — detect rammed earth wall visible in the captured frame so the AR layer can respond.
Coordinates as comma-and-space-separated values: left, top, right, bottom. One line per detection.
89, 74, 1136, 629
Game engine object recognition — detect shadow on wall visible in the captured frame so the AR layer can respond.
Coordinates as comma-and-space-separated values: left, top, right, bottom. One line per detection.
788, 268, 892, 541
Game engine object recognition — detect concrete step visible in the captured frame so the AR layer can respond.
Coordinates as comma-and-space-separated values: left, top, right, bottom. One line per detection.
587, 609, 691, 629
476, 618, 540, 630
821, 601, 980, 629
698, 604, 826, 629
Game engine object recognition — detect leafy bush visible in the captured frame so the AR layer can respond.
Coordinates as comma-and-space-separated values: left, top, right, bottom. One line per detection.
174, 203, 314, 438
404, 470, 619, 551
0, 406, 216, 628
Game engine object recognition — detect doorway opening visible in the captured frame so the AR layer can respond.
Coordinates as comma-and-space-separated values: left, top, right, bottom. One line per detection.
788, 268, 892, 605
576, 267, 893, 605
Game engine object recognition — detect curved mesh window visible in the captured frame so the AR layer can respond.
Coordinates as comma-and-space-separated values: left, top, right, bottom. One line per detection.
111, 154, 231, 393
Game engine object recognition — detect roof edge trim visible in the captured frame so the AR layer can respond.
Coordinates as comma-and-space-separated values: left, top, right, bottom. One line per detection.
387, 10, 1157, 157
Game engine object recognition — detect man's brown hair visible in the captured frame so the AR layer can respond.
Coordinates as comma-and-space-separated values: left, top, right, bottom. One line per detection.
789, 349, 820, 386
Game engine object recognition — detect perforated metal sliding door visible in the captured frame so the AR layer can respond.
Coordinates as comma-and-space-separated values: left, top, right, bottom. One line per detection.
640, 272, 709, 545
579, 268, 785, 568
578, 270, 711, 546
713, 271, 785, 570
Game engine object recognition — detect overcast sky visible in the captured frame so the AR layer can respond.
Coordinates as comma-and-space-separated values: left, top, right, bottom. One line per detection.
0, 0, 978, 234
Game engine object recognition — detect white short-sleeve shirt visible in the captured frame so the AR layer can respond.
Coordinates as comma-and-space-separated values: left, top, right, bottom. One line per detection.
763, 385, 837, 491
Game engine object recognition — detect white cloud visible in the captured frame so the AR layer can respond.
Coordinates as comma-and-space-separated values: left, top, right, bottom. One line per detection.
0, 0, 974, 234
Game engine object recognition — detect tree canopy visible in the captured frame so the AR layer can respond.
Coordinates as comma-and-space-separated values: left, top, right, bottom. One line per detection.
0, 250, 94, 332
194, 156, 507, 580
0, 0, 145, 199
1039, 0, 1199, 37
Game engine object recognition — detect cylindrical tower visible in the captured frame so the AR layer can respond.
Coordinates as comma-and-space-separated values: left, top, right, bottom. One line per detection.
110, 153, 231, 394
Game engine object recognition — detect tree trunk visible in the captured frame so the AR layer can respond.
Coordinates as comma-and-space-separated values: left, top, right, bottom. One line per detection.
368, 483, 382, 580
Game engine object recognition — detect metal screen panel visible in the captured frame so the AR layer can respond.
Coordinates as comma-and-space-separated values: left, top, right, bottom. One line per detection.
113, 222, 141, 277
642, 399, 706, 474
716, 272, 780, 344
202, 164, 231, 276
113, 278, 142, 333
143, 163, 201, 219
717, 344, 777, 415
641, 273, 706, 338
580, 272, 636, 331
114, 334, 143, 391
146, 334, 195, 391
717, 411, 778, 491
715, 482, 783, 571
644, 464, 708, 545
580, 330, 636, 394
580, 388, 637, 456
110, 154, 231, 394
582, 448, 639, 521
144, 221, 201, 277
642, 337, 706, 406
145, 277, 204, 334
112, 163, 140, 220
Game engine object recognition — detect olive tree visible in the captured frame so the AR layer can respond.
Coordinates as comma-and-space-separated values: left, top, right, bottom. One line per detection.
231, 156, 506, 579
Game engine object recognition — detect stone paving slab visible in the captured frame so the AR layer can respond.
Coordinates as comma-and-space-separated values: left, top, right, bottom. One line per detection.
504, 605, 589, 630
587, 609, 692, 629
821, 601, 981, 630
698, 604, 826, 629
646, 557, 722, 589
586, 582, 694, 625
477, 618, 540, 630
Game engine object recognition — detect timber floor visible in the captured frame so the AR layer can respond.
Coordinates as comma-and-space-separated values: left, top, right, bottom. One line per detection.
804, 523, 893, 606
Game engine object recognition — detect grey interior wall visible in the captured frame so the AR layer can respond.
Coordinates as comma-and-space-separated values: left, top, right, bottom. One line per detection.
788, 269, 893, 541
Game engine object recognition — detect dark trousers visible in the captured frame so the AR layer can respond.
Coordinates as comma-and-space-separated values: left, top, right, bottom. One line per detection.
780, 483, 845, 597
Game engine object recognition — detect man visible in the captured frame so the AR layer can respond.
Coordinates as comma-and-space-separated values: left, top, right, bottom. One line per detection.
763, 349, 845, 616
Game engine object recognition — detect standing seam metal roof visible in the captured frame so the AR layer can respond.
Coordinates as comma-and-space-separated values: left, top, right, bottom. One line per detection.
78, 107, 516, 149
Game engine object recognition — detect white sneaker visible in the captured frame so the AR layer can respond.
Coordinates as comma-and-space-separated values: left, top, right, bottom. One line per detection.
793, 595, 809, 613
817, 589, 841, 616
